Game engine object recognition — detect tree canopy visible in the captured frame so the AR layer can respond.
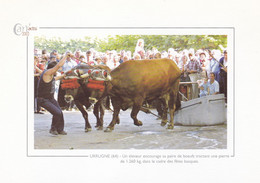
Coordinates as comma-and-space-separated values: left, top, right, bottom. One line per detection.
34, 35, 227, 54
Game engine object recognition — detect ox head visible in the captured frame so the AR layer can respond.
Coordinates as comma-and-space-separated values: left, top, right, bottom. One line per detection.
61, 65, 93, 103
85, 68, 112, 104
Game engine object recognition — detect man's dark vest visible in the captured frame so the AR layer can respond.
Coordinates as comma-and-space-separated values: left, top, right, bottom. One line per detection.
37, 70, 55, 99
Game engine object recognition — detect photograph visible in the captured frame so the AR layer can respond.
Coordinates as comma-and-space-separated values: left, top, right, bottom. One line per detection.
30, 28, 233, 153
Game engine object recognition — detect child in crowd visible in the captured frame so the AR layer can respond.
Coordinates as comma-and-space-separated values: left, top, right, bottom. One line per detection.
198, 77, 209, 97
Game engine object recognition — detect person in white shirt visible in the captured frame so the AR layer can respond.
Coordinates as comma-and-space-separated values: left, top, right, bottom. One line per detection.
208, 72, 219, 95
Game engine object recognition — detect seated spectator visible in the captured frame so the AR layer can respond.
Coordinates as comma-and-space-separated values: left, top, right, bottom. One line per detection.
208, 72, 219, 95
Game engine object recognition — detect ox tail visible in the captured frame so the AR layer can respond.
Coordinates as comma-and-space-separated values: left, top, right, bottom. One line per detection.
175, 91, 181, 111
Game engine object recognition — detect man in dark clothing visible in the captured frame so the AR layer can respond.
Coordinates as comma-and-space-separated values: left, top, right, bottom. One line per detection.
37, 53, 69, 135
219, 50, 227, 101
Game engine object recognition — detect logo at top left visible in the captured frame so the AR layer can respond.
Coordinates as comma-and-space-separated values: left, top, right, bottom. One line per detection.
14, 23, 37, 36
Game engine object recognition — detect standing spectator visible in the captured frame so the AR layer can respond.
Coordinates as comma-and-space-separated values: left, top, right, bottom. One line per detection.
135, 39, 144, 53
178, 55, 190, 82
174, 54, 180, 65
95, 57, 102, 65
62, 51, 78, 72
119, 50, 125, 64
42, 49, 47, 55
34, 56, 43, 114
34, 48, 39, 55
49, 55, 56, 63
219, 50, 227, 100
133, 53, 141, 60
126, 51, 132, 60
74, 49, 81, 64
37, 53, 69, 135
50, 50, 58, 59
102, 55, 109, 65
199, 52, 208, 78
78, 55, 86, 64
208, 72, 220, 95
123, 55, 129, 62
168, 48, 175, 60
59, 52, 77, 110
86, 50, 94, 65
161, 51, 168, 58
206, 50, 220, 82
107, 55, 120, 70
186, 53, 202, 99
138, 49, 146, 59
154, 52, 161, 59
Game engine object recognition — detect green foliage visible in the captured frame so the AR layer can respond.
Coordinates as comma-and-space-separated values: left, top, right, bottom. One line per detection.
34, 35, 227, 54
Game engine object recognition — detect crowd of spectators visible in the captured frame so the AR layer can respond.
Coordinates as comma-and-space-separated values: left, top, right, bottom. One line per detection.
34, 39, 228, 113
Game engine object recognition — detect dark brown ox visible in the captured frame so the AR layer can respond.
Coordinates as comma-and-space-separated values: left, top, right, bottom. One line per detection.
86, 58, 181, 132
61, 64, 111, 132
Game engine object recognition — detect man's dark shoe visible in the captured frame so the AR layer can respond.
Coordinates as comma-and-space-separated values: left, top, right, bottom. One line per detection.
58, 131, 67, 135
49, 129, 58, 135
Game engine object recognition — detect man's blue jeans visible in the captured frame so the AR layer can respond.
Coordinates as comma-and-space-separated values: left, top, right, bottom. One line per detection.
37, 97, 64, 132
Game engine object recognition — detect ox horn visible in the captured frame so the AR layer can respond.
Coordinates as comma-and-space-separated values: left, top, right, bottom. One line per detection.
80, 73, 89, 78
106, 75, 112, 81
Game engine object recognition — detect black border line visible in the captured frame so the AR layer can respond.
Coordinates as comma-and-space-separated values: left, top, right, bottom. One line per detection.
28, 27, 235, 157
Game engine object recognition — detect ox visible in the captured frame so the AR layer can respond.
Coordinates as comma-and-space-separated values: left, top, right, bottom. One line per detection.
61, 64, 111, 132
82, 58, 181, 132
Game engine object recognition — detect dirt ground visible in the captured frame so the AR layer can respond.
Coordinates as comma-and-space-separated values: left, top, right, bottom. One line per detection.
34, 109, 227, 149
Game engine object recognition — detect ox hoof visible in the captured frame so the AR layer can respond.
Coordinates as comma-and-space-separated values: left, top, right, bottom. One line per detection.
97, 126, 103, 130
161, 121, 167, 127
134, 120, 143, 126
85, 128, 92, 132
104, 127, 114, 132
166, 125, 174, 130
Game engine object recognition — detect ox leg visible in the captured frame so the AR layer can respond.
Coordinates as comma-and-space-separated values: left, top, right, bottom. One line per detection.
93, 101, 104, 130
74, 100, 92, 132
131, 97, 144, 127
99, 102, 105, 128
160, 94, 169, 127
105, 97, 121, 132
167, 81, 180, 129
